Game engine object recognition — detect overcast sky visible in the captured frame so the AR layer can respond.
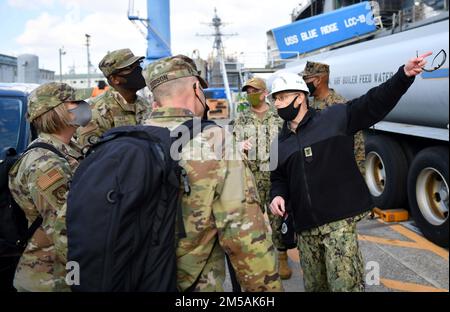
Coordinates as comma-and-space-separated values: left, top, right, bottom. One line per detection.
0, 0, 305, 75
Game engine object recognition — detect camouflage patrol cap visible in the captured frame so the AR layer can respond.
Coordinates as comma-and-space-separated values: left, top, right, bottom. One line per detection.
142, 54, 208, 91
242, 77, 267, 92
27, 82, 87, 122
301, 61, 330, 78
99, 48, 145, 77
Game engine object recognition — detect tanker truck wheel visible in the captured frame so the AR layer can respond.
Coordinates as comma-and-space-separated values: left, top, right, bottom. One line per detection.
364, 135, 408, 209
408, 147, 449, 247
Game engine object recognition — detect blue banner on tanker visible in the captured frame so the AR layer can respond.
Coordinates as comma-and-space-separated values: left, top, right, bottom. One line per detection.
271, 2, 377, 59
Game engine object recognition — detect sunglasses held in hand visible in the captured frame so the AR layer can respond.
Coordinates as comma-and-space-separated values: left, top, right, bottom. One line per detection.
416, 49, 447, 72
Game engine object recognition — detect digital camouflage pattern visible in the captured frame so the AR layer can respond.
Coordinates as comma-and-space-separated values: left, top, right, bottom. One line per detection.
298, 220, 365, 292
233, 105, 286, 250
301, 61, 330, 78
311, 89, 366, 175
142, 54, 208, 91
27, 82, 87, 122
98, 48, 144, 77
77, 88, 151, 148
145, 107, 283, 292
8, 133, 82, 292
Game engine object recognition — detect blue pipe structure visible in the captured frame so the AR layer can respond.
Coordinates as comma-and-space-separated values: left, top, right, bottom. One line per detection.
128, 0, 171, 63
146, 0, 171, 62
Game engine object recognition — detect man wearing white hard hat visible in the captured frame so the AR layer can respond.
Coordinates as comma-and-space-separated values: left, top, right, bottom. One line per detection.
268, 53, 432, 292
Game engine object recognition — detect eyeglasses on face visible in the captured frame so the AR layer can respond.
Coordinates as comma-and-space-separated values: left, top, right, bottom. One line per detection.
272, 92, 300, 102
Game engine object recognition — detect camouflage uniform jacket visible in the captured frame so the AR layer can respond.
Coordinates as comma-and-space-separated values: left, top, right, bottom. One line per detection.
77, 88, 151, 147
310, 89, 347, 110
8, 133, 82, 292
146, 107, 282, 292
233, 105, 283, 179
233, 105, 283, 209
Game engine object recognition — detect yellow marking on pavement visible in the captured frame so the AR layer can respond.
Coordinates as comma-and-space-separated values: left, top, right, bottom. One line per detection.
286, 218, 448, 291
364, 219, 449, 260
381, 278, 448, 292
359, 235, 420, 249
390, 225, 449, 260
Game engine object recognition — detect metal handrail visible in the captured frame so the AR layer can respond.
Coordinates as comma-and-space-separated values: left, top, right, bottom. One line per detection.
268, 50, 301, 67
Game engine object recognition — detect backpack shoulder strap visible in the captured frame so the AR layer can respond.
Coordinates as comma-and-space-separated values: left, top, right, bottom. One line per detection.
16, 216, 43, 248
25, 142, 66, 160
84, 127, 165, 157
178, 119, 219, 138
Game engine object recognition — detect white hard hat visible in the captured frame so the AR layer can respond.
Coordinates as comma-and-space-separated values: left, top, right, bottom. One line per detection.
269, 72, 310, 97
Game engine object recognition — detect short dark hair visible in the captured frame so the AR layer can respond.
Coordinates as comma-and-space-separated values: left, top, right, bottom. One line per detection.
98, 80, 106, 89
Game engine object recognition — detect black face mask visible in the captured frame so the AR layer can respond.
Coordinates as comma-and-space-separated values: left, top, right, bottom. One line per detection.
193, 84, 209, 120
117, 66, 146, 91
306, 82, 316, 96
277, 95, 300, 121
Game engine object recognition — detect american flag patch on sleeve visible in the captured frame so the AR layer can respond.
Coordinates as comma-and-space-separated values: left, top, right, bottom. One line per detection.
37, 169, 63, 190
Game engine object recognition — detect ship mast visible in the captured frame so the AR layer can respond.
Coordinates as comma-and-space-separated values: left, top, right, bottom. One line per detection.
197, 8, 237, 118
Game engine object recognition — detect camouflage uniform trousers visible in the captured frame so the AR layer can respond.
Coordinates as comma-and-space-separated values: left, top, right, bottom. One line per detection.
254, 172, 285, 251
298, 220, 365, 292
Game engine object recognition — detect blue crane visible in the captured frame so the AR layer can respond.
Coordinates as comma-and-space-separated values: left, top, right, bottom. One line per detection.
128, 0, 171, 63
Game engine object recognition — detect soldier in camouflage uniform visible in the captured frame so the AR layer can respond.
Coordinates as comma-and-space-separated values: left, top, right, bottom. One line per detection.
77, 48, 151, 149
8, 83, 87, 291
142, 55, 283, 292
294, 62, 368, 292
302, 61, 366, 175
233, 77, 293, 280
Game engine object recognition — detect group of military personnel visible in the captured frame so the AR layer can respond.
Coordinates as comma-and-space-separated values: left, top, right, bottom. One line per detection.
11, 45, 426, 293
